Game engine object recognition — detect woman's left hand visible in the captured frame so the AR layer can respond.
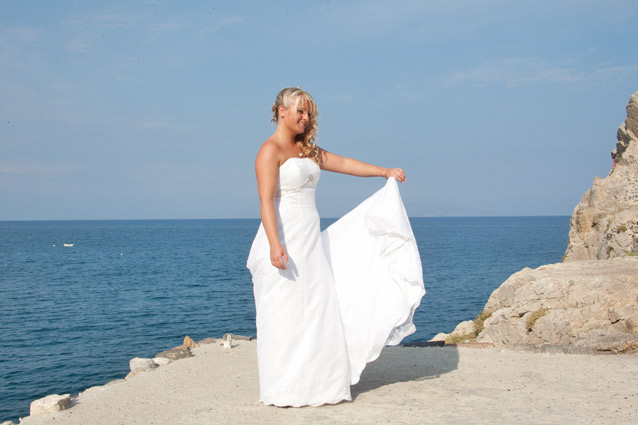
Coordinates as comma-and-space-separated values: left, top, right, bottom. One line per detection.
384, 167, 406, 183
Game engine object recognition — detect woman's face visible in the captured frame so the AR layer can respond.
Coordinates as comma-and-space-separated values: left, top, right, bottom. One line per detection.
281, 99, 311, 135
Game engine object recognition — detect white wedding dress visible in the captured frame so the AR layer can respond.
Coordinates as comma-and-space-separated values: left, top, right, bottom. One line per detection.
246, 157, 425, 407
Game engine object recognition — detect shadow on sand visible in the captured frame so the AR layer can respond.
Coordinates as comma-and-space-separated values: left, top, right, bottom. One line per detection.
351, 346, 460, 400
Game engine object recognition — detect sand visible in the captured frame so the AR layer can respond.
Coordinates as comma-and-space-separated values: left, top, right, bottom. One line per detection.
17, 340, 638, 425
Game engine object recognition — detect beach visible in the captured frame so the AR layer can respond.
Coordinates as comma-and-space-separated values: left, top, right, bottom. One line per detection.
18, 340, 638, 425
0, 216, 570, 423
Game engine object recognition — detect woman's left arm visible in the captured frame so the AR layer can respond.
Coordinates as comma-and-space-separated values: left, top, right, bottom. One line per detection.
319, 149, 406, 183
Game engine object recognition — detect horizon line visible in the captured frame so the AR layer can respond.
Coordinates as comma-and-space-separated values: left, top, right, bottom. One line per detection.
0, 215, 572, 223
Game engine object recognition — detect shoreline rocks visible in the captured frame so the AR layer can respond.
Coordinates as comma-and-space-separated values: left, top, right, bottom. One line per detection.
19, 334, 252, 422
29, 394, 71, 416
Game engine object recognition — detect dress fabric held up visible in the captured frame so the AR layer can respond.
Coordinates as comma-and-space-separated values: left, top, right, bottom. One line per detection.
246, 157, 425, 407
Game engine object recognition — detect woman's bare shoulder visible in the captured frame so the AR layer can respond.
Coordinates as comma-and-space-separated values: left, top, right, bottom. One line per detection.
256, 137, 284, 166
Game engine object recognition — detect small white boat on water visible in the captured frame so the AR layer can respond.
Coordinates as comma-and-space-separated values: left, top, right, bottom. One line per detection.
63, 244, 74, 247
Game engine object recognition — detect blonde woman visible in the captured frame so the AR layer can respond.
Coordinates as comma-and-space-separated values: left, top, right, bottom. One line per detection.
247, 87, 424, 407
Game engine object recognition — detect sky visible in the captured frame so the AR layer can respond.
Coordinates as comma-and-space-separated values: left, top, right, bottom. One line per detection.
1, 0, 637, 220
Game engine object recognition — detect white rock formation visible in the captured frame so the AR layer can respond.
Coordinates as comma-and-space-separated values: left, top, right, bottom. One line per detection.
476, 258, 638, 353
29, 394, 71, 416
563, 91, 638, 261
129, 357, 158, 374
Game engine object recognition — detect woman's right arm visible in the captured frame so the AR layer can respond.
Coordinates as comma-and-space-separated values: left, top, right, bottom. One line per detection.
255, 143, 289, 270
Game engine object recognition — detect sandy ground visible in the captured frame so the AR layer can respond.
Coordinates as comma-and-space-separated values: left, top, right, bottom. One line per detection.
18, 340, 638, 425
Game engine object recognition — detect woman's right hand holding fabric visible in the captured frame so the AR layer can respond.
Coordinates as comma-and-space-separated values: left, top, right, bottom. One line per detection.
270, 243, 289, 270
384, 167, 406, 183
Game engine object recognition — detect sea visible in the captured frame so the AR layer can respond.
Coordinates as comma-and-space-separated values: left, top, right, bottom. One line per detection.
0, 216, 569, 422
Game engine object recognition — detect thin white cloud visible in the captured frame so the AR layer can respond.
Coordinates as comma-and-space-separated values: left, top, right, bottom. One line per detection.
0, 26, 43, 75
151, 21, 186, 32
441, 58, 586, 88
64, 11, 184, 32
0, 160, 86, 180
197, 16, 243, 37
138, 120, 170, 130
65, 33, 93, 54
596, 65, 638, 78
329, 94, 354, 103
0, 26, 41, 43
62, 9, 186, 54
304, 0, 509, 44
91, 12, 139, 29
442, 58, 638, 88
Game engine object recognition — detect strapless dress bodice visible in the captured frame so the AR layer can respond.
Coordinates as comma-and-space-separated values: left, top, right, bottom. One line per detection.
276, 157, 321, 207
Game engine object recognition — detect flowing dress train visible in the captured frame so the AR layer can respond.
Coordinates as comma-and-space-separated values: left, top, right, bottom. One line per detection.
246, 157, 425, 407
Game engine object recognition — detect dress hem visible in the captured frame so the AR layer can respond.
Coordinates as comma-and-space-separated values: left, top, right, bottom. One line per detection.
260, 395, 352, 408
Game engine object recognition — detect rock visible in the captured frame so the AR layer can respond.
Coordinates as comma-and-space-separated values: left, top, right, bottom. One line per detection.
475, 258, 638, 353
129, 357, 158, 374
29, 394, 71, 416
2, 421, 17, 425
183, 335, 199, 349
156, 345, 193, 360
441, 320, 478, 344
153, 356, 172, 366
451, 320, 476, 337
429, 332, 448, 342
564, 91, 638, 261
222, 333, 254, 341
198, 337, 217, 345
222, 333, 233, 349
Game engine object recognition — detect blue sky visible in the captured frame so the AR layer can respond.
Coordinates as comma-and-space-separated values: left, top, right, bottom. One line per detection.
1, 0, 637, 220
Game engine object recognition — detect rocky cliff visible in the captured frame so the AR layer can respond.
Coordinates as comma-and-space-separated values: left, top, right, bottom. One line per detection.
435, 92, 638, 353
563, 92, 638, 261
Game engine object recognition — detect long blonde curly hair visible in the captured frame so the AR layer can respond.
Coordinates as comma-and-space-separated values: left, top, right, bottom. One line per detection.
271, 87, 321, 164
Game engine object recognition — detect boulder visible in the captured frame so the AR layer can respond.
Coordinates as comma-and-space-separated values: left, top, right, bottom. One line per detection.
476, 258, 638, 353
153, 356, 172, 366
451, 320, 476, 337
429, 332, 448, 342
443, 320, 477, 343
30, 394, 71, 416
564, 91, 638, 261
183, 335, 199, 349
155, 345, 193, 360
129, 357, 157, 374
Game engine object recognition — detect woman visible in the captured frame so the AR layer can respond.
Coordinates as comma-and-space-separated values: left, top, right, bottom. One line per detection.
247, 87, 424, 407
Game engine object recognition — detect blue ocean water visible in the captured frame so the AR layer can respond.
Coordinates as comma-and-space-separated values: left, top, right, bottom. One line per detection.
0, 216, 569, 422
